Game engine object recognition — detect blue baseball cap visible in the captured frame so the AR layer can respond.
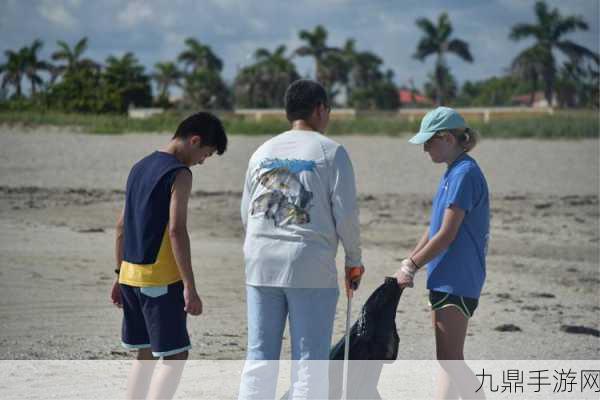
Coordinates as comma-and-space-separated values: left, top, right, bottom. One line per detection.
409, 107, 468, 144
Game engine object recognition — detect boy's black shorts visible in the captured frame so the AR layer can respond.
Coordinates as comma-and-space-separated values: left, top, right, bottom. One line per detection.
120, 280, 191, 357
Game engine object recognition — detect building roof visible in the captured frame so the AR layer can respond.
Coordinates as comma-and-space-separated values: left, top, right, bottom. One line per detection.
398, 89, 431, 105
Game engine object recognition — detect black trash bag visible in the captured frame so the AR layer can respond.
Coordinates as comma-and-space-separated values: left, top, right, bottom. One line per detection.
330, 277, 403, 361
329, 277, 403, 399
280, 278, 402, 400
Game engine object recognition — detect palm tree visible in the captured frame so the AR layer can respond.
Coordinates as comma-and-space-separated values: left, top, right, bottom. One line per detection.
296, 25, 337, 84
178, 38, 223, 73
510, 1, 598, 106
414, 12, 473, 105
424, 63, 458, 104
51, 37, 98, 77
0, 48, 27, 97
510, 45, 550, 106
351, 50, 384, 89
177, 38, 227, 109
23, 39, 51, 96
183, 69, 230, 109
296, 26, 353, 102
104, 52, 152, 111
105, 53, 146, 82
255, 45, 299, 105
234, 45, 299, 107
555, 56, 599, 108
152, 62, 181, 100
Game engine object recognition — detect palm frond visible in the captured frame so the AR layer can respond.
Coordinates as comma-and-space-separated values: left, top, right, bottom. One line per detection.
447, 39, 473, 62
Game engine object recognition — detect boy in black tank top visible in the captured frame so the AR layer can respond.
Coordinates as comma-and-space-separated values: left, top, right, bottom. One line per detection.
110, 112, 227, 399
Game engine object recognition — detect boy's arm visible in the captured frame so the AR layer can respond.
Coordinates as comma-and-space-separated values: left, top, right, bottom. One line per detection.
111, 208, 125, 307
115, 208, 125, 268
169, 169, 202, 316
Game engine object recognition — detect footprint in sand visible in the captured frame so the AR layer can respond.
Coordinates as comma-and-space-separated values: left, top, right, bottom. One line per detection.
521, 305, 540, 311
560, 325, 600, 337
77, 227, 105, 233
496, 293, 511, 301
529, 292, 556, 298
495, 324, 522, 332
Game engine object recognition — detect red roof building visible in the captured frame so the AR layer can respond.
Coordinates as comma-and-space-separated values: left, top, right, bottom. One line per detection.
397, 88, 432, 106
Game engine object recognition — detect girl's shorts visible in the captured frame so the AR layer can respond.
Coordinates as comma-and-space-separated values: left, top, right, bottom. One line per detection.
429, 290, 479, 319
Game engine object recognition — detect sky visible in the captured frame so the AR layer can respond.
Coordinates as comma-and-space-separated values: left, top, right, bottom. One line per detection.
1, 0, 598, 91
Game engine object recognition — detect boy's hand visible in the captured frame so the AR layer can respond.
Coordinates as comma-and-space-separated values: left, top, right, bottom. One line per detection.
184, 286, 203, 316
111, 279, 122, 308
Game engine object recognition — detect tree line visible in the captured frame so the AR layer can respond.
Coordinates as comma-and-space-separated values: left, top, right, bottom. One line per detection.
1, 1, 598, 113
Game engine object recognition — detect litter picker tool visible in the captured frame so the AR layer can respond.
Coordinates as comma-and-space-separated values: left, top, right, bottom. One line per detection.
342, 266, 363, 400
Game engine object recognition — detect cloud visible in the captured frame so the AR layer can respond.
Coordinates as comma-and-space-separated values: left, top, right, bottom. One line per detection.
1, 0, 598, 90
116, 1, 155, 28
37, 0, 78, 30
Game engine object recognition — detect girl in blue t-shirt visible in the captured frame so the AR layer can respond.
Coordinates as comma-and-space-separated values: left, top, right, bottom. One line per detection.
395, 107, 489, 400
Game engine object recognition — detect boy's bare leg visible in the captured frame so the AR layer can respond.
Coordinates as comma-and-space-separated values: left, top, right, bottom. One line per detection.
127, 348, 158, 400
146, 350, 189, 400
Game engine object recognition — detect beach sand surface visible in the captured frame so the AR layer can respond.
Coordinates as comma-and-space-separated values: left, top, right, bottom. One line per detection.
0, 128, 598, 362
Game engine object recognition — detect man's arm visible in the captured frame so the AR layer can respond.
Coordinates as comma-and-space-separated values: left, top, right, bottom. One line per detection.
169, 169, 202, 316
330, 146, 364, 289
111, 208, 125, 307
240, 164, 252, 231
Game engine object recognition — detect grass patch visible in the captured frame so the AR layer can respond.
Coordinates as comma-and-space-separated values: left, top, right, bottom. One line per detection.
0, 110, 597, 138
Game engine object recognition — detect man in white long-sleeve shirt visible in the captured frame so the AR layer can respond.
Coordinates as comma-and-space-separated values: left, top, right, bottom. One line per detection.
238, 80, 364, 399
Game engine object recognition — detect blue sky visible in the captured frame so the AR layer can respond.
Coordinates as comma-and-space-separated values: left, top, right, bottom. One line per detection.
1, 0, 598, 90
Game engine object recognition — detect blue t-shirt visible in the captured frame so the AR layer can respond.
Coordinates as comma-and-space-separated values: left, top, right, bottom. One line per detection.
426, 154, 490, 299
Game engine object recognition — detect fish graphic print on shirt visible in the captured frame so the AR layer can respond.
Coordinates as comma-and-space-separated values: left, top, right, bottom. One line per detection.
250, 158, 316, 226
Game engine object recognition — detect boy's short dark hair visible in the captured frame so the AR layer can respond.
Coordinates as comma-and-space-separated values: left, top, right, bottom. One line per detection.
173, 112, 227, 155
284, 79, 329, 122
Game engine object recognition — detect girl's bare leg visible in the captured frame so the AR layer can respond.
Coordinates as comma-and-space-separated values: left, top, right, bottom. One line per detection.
433, 307, 485, 400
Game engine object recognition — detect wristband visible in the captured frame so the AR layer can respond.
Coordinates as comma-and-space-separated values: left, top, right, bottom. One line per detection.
409, 257, 420, 270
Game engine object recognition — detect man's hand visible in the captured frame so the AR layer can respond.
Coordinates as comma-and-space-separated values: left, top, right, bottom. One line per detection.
345, 265, 365, 297
395, 259, 417, 289
184, 286, 203, 316
111, 279, 122, 308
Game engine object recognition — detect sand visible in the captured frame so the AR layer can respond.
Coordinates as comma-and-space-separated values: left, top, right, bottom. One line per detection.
0, 127, 598, 362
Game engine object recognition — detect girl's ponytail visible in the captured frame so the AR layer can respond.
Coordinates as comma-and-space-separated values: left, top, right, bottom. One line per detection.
451, 127, 479, 152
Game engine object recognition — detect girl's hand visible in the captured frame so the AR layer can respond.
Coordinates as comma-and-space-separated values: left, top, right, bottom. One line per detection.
395, 259, 417, 289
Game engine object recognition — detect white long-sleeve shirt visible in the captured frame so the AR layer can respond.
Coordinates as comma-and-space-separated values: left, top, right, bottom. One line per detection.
241, 130, 363, 288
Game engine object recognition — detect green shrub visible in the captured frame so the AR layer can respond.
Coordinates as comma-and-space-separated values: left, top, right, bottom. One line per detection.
0, 109, 597, 138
